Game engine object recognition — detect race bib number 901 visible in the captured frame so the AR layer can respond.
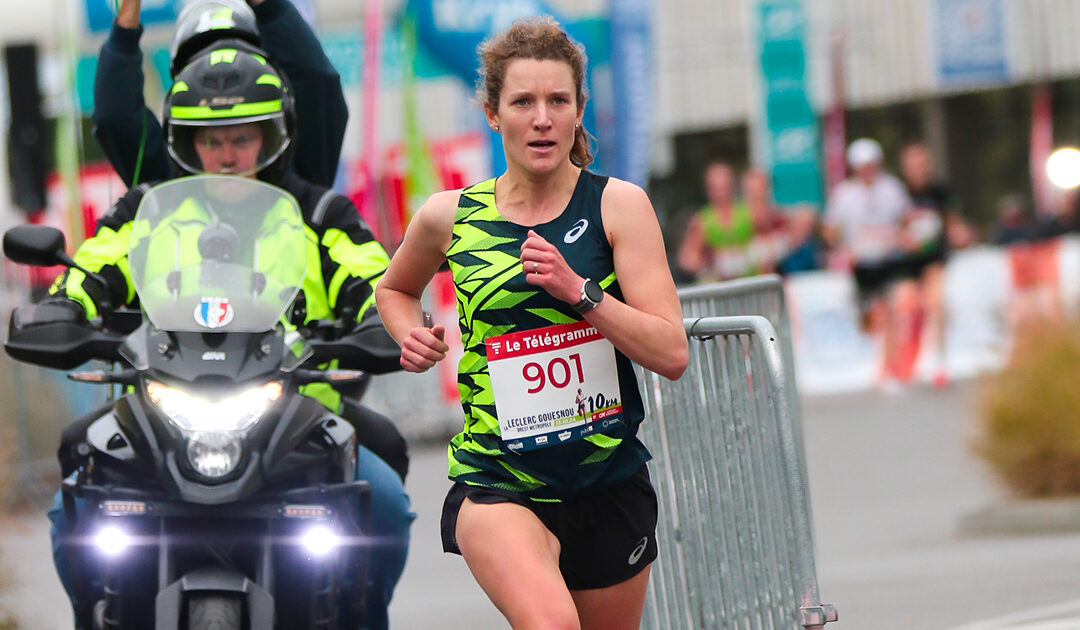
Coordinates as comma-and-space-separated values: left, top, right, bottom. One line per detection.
486, 321, 624, 452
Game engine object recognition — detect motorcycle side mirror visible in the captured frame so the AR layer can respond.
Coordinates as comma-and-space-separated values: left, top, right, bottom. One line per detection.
4, 225, 117, 320
2, 226, 72, 268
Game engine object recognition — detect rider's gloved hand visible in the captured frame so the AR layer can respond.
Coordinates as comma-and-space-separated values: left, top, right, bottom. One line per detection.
10, 299, 87, 331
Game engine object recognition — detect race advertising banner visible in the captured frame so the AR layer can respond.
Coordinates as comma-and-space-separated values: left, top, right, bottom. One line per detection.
84, 0, 179, 32
608, 0, 652, 188
486, 321, 624, 452
754, 0, 823, 207
932, 0, 1009, 87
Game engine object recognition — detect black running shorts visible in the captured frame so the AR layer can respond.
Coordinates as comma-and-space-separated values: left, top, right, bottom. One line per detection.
440, 465, 659, 590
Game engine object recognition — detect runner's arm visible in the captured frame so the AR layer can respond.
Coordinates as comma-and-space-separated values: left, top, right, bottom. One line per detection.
374, 189, 458, 372
675, 214, 707, 275
521, 178, 687, 380
594, 179, 687, 380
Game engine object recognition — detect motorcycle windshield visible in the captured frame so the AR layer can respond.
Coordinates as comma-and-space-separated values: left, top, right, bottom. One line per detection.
128, 176, 307, 332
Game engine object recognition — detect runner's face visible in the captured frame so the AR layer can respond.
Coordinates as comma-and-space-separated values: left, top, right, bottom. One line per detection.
488, 58, 582, 175
704, 165, 735, 206
901, 146, 931, 188
854, 161, 880, 185
193, 123, 264, 177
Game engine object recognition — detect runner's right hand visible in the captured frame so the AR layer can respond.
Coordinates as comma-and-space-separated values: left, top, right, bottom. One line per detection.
399, 324, 448, 373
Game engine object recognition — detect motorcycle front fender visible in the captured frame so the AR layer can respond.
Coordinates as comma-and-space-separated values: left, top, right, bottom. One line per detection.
154, 566, 273, 630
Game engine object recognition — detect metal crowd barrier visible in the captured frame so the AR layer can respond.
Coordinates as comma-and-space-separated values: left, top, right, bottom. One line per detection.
678, 275, 812, 526
636, 315, 835, 629
678, 275, 800, 419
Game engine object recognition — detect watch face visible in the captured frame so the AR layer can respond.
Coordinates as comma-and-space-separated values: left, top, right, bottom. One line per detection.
584, 279, 604, 303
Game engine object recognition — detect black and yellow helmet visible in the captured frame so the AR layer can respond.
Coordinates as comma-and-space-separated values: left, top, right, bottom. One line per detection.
164, 47, 295, 183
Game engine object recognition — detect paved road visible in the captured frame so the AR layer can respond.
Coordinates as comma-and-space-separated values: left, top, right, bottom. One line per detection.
2, 381, 1079, 629
804, 383, 1080, 630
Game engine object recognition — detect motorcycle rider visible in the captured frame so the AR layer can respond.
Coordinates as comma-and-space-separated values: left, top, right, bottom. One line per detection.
96, 0, 411, 485
41, 47, 413, 630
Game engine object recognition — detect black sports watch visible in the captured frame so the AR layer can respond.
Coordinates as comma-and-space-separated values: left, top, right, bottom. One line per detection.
572, 278, 604, 314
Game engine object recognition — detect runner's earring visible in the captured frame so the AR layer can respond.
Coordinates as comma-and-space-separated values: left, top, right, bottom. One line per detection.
494, 124, 499, 131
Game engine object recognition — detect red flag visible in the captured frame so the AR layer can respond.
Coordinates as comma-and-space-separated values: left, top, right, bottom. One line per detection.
823, 31, 847, 193
1030, 83, 1053, 217
360, 0, 383, 226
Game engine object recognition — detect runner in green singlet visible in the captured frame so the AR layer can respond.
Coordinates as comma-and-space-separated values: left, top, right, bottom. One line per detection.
676, 161, 757, 282
376, 16, 687, 630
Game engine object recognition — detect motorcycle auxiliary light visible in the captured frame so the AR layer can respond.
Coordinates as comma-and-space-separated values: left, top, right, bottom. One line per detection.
300, 525, 340, 557
94, 525, 134, 557
146, 380, 282, 478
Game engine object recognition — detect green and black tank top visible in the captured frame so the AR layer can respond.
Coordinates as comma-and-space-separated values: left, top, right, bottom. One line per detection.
446, 170, 650, 501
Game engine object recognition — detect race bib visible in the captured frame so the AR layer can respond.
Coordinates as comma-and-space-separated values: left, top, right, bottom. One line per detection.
486, 321, 624, 452
714, 247, 752, 279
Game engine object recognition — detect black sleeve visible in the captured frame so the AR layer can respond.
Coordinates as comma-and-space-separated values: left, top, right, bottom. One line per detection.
95, 184, 146, 232
321, 192, 379, 244
314, 192, 388, 322
253, 0, 348, 189
91, 22, 172, 187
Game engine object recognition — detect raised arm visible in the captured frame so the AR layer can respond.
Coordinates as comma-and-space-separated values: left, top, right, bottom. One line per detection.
251, 0, 348, 188
92, 0, 172, 187
374, 189, 458, 372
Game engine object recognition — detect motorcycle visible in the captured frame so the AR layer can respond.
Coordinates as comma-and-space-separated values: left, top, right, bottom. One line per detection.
3, 175, 401, 629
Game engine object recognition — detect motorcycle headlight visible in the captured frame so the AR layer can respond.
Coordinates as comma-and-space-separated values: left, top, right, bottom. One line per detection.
187, 431, 243, 478
146, 380, 282, 433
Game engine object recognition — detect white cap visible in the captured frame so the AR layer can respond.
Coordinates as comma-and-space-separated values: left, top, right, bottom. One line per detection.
177, 0, 255, 23
847, 138, 883, 168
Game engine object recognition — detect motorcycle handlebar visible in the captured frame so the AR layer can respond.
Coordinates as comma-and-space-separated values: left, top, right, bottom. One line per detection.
300, 314, 403, 375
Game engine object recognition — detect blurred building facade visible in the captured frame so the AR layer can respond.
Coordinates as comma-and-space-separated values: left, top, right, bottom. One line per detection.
0, 0, 1079, 234
648, 0, 1080, 233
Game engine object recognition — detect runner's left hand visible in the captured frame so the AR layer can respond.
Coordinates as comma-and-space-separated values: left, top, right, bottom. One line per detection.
521, 230, 580, 304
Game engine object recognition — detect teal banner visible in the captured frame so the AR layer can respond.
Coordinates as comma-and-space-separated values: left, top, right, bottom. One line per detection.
755, 0, 822, 207
607, 0, 652, 187
84, 0, 179, 32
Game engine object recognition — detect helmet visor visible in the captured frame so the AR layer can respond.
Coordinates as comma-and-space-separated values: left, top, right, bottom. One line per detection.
168, 114, 290, 178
